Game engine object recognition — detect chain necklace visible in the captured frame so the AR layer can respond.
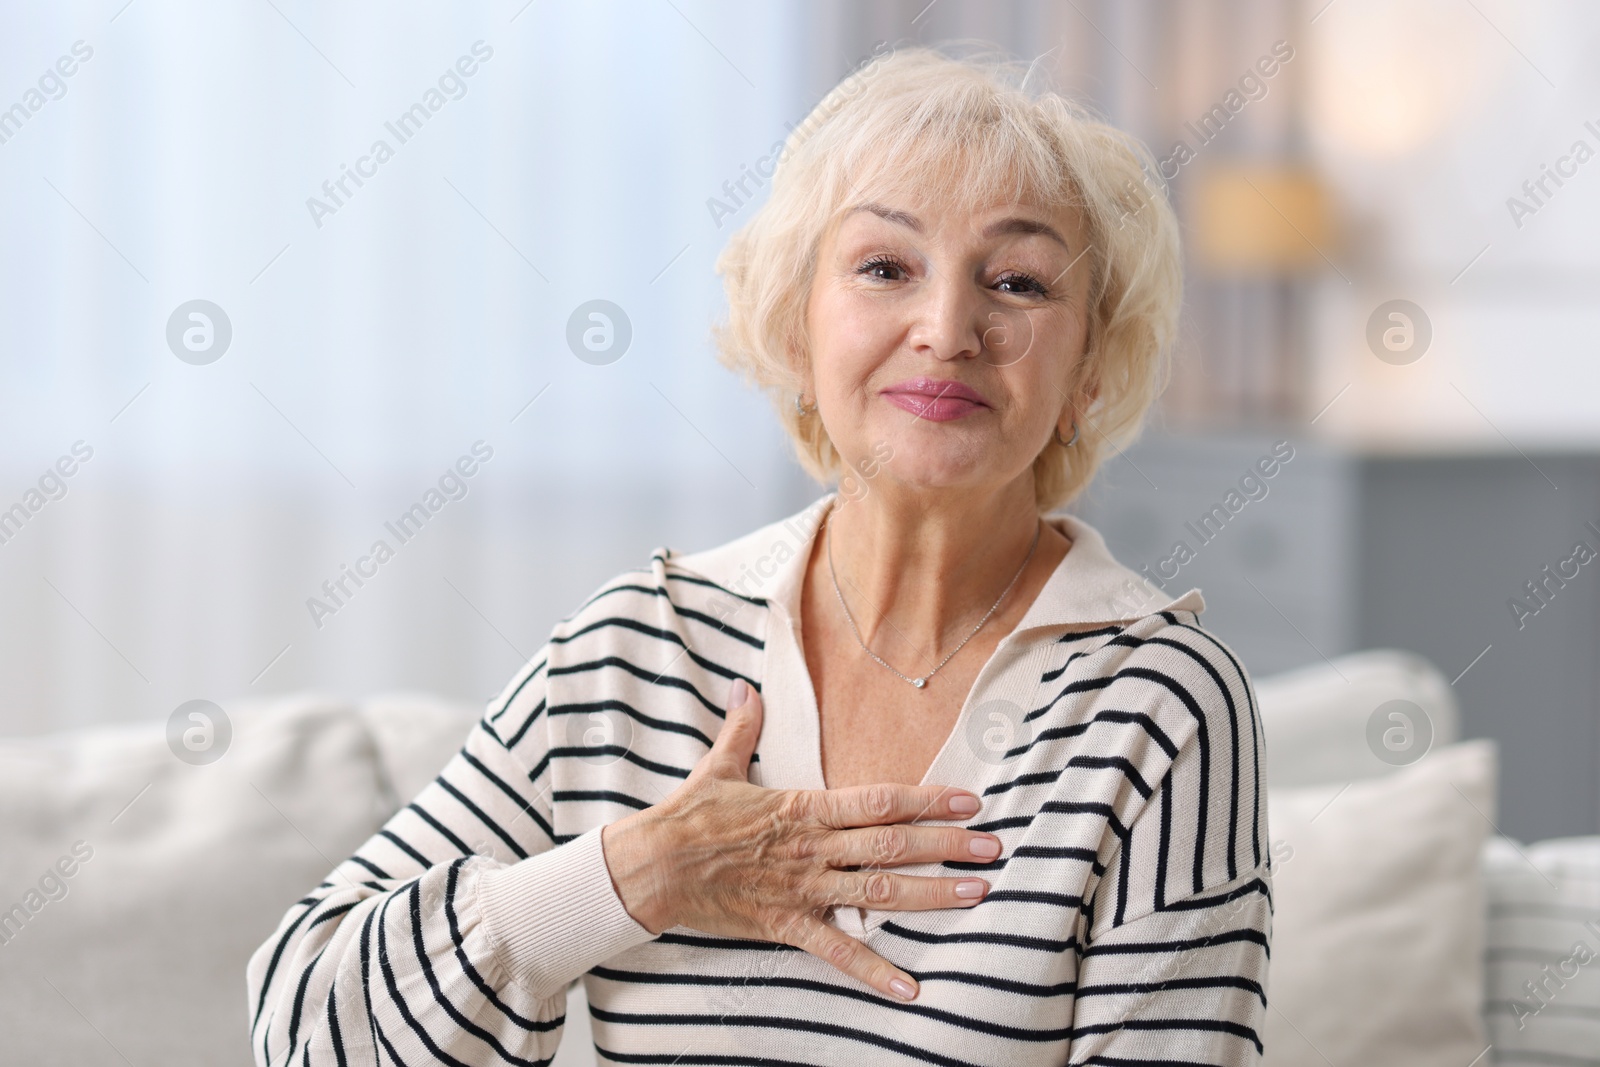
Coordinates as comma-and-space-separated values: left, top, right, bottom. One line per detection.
825, 510, 1041, 690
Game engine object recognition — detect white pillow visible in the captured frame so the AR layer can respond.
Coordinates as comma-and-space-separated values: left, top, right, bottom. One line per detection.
0, 695, 468, 1066
1482, 835, 1600, 1063
359, 691, 483, 804
1255, 649, 1460, 789
1264, 740, 1496, 1067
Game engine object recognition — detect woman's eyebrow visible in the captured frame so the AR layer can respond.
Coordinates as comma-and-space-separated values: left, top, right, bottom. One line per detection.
846, 202, 922, 231
983, 216, 1070, 249
843, 204, 1070, 251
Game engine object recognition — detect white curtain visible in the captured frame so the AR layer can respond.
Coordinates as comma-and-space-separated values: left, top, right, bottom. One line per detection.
0, 1, 816, 734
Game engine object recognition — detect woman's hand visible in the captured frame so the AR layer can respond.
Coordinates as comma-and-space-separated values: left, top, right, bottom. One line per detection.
600, 679, 999, 1002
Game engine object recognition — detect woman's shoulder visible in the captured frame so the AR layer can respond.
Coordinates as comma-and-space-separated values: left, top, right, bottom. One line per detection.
666, 496, 832, 601
555, 500, 831, 639
547, 555, 762, 657
530, 527, 779, 750
546, 505, 827, 668
1050, 608, 1259, 749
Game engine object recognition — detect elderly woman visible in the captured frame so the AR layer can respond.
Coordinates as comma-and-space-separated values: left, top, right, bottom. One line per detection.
249, 47, 1269, 1067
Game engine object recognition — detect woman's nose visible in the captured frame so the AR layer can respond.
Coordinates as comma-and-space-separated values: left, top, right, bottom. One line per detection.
905, 274, 985, 361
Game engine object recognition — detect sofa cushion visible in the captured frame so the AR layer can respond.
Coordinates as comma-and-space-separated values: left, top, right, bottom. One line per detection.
1254, 648, 1460, 789
0, 692, 475, 1066
1263, 739, 1495, 1067
358, 692, 482, 805
1482, 834, 1600, 1064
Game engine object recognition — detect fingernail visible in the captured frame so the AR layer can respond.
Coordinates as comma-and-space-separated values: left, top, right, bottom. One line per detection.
727, 678, 749, 710
968, 836, 1001, 859
954, 879, 987, 899
888, 977, 917, 1000
948, 794, 979, 815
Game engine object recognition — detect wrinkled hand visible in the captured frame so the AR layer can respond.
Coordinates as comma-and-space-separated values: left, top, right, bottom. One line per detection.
601, 679, 999, 1001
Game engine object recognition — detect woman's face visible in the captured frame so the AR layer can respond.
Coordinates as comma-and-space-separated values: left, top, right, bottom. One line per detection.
805, 184, 1093, 501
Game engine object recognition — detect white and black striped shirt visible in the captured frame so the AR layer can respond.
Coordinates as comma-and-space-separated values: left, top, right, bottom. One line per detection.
248, 496, 1273, 1066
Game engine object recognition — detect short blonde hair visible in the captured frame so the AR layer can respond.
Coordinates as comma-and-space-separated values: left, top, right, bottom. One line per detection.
714, 44, 1182, 512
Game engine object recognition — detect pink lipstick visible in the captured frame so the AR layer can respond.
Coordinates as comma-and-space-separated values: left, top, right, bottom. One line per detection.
880, 377, 990, 422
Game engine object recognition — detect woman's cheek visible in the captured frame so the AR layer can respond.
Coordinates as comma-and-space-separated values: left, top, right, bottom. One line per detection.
981, 308, 1038, 366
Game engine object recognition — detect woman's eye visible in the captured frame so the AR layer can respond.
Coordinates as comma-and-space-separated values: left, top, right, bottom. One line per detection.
995, 272, 1047, 296
857, 257, 906, 281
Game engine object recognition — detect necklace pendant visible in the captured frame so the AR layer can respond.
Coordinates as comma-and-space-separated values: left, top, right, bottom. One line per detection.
826, 510, 1042, 697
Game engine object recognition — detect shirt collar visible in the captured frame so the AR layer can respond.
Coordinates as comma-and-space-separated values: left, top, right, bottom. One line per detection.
666, 493, 1204, 633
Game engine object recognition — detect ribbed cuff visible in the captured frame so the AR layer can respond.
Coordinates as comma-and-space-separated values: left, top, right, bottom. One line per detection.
474, 826, 657, 999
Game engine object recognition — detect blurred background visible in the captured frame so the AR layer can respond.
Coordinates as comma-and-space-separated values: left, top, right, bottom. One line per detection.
1, 0, 1596, 845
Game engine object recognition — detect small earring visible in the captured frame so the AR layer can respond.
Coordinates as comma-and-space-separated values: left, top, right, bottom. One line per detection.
794, 394, 816, 415
1055, 421, 1080, 447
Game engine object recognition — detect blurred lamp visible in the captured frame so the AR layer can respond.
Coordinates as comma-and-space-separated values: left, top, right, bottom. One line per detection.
1193, 165, 1335, 272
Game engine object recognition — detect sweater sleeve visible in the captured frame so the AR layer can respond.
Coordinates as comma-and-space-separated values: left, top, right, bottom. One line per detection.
1069, 863, 1273, 1065
245, 650, 657, 1067
1065, 621, 1274, 1066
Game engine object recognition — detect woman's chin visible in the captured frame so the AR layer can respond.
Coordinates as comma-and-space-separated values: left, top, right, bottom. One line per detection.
858, 458, 1019, 500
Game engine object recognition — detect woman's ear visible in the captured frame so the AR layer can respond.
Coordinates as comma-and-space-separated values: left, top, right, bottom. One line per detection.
1073, 363, 1101, 407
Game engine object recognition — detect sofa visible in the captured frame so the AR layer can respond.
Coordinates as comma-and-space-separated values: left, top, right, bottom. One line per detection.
1252, 651, 1598, 1066
0, 652, 1595, 1065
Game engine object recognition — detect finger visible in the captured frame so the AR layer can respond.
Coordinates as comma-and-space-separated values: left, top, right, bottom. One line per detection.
825, 870, 989, 911
811, 782, 983, 829
784, 913, 920, 1002
703, 678, 763, 780
827, 824, 1002, 868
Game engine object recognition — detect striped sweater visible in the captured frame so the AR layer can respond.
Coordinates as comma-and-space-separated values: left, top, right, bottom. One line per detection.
248, 495, 1273, 1066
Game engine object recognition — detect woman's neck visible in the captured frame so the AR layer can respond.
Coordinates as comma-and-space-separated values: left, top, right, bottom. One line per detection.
820, 478, 1067, 664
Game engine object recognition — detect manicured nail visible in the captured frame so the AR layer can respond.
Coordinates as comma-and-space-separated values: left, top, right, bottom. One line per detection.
727, 678, 749, 710
968, 836, 1001, 859
889, 977, 917, 1000
954, 879, 987, 899
948, 794, 980, 815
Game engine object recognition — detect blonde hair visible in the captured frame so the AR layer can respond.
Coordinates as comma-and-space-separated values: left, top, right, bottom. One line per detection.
713, 44, 1182, 511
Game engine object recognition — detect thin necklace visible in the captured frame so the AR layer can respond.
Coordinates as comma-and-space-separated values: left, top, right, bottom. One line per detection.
826, 510, 1041, 691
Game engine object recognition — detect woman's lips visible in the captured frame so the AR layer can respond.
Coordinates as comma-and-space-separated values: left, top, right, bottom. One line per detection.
880, 378, 989, 422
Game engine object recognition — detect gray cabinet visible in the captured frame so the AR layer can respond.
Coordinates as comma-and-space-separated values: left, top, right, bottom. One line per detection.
1071, 434, 1600, 841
